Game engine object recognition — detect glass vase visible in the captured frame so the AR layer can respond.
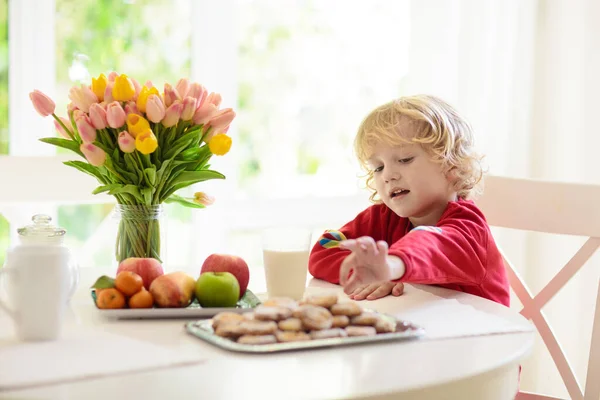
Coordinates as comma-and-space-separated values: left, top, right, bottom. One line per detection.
113, 204, 166, 263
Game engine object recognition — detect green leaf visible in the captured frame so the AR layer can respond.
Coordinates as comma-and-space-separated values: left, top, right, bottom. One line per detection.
109, 184, 144, 203
163, 129, 202, 159
90, 275, 115, 289
141, 187, 153, 204
63, 160, 104, 182
237, 289, 262, 308
165, 194, 206, 209
124, 153, 143, 185
177, 147, 203, 161
171, 170, 225, 186
144, 167, 157, 186
92, 183, 122, 195
39, 137, 83, 156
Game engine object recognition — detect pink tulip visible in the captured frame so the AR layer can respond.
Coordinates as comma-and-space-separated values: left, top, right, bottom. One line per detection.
193, 192, 215, 206
68, 85, 98, 113
207, 108, 236, 136
54, 117, 72, 139
175, 78, 190, 99
163, 83, 179, 108
130, 77, 142, 98
187, 83, 207, 108
107, 71, 119, 82
80, 143, 106, 167
67, 102, 78, 113
161, 100, 183, 128
76, 115, 97, 143
29, 90, 56, 117
89, 103, 107, 130
117, 131, 136, 153
192, 102, 218, 126
106, 101, 127, 128
144, 80, 153, 88
207, 92, 222, 108
104, 81, 114, 103
124, 101, 141, 116
72, 109, 85, 121
146, 94, 166, 123
180, 96, 197, 121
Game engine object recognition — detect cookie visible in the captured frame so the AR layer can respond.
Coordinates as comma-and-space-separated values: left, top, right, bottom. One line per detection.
303, 294, 338, 308
262, 297, 298, 309
299, 305, 333, 330
331, 315, 350, 328
310, 328, 347, 340
278, 317, 304, 332
375, 318, 396, 333
254, 305, 293, 322
292, 304, 318, 319
212, 312, 246, 329
330, 302, 362, 317
345, 326, 377, 337
214, 322, 245, 339
239, 320, 278, 335
350, 312, 380, 326
237, 334, 278, 345
275, 330, 311, 343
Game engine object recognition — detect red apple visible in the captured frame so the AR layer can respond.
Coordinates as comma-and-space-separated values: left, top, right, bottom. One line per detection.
200, 254, 249, 299
117, 257, 164, 290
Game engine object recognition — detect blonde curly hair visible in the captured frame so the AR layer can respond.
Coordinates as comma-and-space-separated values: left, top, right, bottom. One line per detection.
354, 94, 484, 202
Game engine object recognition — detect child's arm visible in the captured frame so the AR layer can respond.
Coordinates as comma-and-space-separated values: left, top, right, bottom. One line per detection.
389, 203, 488, 286
337, 202, 489, 292
308, 205, 389, 284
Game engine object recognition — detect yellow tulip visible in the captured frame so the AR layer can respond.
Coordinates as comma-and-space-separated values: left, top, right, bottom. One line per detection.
135, 129, 158, 155
112, 74, 135, 102
136, 86, 160, 113
91, 73, 107, 102
208, 133, 232, 156
126, 114, 150, 138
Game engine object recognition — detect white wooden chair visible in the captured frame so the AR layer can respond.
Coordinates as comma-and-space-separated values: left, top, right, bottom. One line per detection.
476, 175, 600, 400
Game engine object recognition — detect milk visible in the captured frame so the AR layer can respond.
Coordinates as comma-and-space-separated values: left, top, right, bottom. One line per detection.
263, 249, 309, 300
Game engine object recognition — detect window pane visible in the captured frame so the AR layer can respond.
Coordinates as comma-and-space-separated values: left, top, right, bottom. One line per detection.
236, 0, 410, 199
53, 0, 192, 268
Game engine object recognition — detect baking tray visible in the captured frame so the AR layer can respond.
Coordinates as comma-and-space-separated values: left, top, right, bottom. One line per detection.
185, 315, 425, 353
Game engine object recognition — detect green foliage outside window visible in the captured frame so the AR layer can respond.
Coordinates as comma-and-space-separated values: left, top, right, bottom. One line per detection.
0, 0, 8, 267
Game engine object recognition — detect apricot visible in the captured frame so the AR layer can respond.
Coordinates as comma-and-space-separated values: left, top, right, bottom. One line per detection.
128, 289, 154, 309
115, 271, 144, 296
96, 288, 126, 309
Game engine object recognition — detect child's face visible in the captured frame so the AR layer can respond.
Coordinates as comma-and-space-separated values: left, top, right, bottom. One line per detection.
367, 142, 457, 226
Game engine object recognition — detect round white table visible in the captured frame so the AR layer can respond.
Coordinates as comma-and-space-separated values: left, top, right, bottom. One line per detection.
0, 271, 534, 400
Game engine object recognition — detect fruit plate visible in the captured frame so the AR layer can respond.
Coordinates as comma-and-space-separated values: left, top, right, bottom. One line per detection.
184, 316, 425, 353
91, 289, 262, 319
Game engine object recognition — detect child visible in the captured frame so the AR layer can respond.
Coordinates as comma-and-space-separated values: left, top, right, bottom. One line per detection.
308, 95, 510, 306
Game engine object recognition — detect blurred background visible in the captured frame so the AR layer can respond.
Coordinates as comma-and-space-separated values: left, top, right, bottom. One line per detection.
1, 0, 599, 396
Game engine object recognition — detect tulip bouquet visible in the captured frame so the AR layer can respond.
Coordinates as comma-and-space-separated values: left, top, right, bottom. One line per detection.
30, 72, 235, 262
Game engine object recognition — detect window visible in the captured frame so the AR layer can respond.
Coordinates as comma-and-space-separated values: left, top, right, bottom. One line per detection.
0, 0, 409, 272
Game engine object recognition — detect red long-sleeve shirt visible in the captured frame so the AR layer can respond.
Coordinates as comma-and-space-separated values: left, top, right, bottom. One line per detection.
308, 199, 510, 307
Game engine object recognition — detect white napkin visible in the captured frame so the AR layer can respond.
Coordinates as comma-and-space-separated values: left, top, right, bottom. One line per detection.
0, 329, 204, 391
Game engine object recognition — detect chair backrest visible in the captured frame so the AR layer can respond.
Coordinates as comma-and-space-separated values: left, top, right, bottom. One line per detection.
476, 175, 600, 400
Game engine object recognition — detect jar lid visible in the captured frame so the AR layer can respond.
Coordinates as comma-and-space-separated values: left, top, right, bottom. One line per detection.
17, 214, 66, 238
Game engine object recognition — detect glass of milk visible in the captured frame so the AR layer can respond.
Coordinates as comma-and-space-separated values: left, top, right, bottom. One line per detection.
262, 227, 313, 300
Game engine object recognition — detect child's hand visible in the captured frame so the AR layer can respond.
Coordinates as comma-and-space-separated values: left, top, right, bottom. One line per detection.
339, 236, 392, 294
347, 281, 405, 301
